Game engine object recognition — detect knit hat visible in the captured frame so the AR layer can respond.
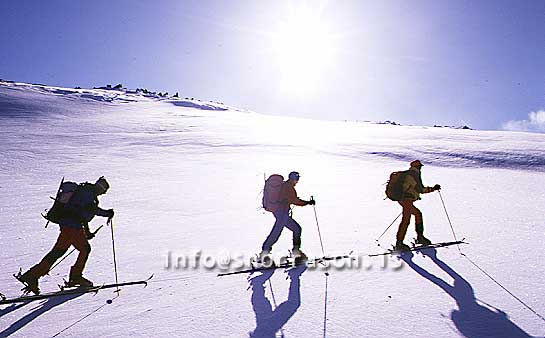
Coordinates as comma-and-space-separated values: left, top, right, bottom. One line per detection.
410, 160, 423, 168
95, 176, 110, 192
288, 171, 300, 181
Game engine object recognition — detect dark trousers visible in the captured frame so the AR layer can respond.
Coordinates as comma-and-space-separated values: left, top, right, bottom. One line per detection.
262, 207, 302, 251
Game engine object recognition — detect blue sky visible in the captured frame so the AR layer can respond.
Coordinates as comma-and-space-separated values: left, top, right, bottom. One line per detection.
1, 0, 544, 131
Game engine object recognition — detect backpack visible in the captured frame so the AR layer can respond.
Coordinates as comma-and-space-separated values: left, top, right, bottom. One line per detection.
385, 170, 409, 201
44, 179, 80, 225
262, 174, 285, 212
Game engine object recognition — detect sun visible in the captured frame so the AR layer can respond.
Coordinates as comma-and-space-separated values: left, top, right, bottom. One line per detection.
273, 7, 335, 94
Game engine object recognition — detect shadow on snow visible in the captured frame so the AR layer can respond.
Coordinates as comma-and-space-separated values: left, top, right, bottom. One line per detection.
0, 292, 86, 337
168, 100, 227, 111
401, 249, 534, 338
248, 265, 307, 338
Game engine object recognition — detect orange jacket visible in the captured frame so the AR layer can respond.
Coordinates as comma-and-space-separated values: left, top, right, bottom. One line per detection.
280, 181, 307, 207
402, 167, 434, 201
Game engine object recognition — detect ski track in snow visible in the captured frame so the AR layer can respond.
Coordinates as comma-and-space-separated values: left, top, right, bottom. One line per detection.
0, 82, 544, 338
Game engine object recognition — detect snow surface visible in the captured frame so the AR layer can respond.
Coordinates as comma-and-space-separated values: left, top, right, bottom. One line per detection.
0, 81, 544, 338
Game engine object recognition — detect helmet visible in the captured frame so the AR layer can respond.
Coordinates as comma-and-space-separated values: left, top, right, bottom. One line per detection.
95, 176, 110, 193
288, 171, 300, 181
410, 160, 423, 168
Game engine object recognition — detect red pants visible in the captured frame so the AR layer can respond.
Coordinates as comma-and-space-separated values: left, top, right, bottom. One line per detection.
396, 200, 423, 241
30, 226, 91, 277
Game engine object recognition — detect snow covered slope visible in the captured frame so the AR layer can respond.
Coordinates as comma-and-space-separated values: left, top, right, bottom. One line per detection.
1, 81, 544, 338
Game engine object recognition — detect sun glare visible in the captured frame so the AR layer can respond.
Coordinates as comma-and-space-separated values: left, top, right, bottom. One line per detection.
273, 8, 335, 94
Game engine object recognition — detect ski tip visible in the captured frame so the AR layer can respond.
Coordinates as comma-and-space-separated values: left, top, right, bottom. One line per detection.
143, 274, 154, 287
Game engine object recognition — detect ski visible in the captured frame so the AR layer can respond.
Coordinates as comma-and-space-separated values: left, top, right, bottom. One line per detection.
368, 239, 467, 257
217, 254, 353, 277
1, 285, 102, 305
1, 274, 153, 305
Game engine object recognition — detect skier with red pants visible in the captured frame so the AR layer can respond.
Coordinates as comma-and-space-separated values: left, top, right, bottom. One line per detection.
395, 160, 441, 251
18, 177, 114, 294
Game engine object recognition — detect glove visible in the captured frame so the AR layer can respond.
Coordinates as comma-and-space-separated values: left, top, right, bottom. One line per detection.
433, 184, 441, 191
106, 209, 115, 219
307, 199, 316, 206
84, 225, 95, 240
86, 229, 95, 240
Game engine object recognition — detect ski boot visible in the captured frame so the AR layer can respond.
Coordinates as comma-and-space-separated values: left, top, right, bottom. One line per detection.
252, 249, 274, 267
15, 270, 40, 295
67, 268, 93, 288
291, 248, 308, 263
395, 240, 411, 252
416, 234, 432, 246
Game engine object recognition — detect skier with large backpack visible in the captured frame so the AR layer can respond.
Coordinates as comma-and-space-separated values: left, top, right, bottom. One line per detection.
16, 176, 114, 294
260, 171, 315, 261
386, 160, 441, 251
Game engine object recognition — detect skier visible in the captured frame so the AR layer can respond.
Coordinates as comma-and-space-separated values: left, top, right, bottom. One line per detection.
260, 171, 315, 261
395, 160, 441, 251
17, 177, 114, 294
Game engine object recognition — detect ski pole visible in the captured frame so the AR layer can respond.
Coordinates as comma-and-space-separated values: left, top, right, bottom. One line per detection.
375, 212, 402, 243
310, 196, 326, 257
437, 190, 461, 252
108, 218, 120, 293
47, 225, 104, 274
